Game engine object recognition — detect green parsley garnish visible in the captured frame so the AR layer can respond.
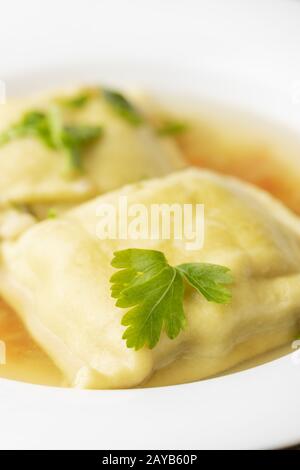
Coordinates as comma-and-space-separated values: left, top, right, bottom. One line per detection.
41, 105, 103, 171
58, 91, 92, 109
0, 111, 55, 148
57, 122, 103, 171
47, 207, 57, 219
103, 89, 143, 126
110, 249, 233, 350
0, 107, 102, 172
157, 120, 188, 136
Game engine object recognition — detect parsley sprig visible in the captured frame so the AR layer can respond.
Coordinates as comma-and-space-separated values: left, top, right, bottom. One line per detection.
58, 91, 92, 109
0, 111, 54, 147
59, 87, 144, 126
0, 107, 102, 171
157, 120, 188, 136
110, 249, 233, 350
103, 89, 143, 126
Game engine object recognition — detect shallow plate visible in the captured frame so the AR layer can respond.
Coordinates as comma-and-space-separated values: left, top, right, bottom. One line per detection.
0, 0, 300, 450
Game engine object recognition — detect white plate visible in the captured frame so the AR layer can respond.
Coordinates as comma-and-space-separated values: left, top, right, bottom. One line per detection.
0, 0, 300, 450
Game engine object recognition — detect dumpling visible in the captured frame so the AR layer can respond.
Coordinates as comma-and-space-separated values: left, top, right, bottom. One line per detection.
0, 86, 185, 209
0, 206, 36, 240
0, 168, 300, 389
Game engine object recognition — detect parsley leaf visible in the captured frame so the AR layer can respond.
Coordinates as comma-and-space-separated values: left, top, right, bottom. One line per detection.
58, 91, 92, 109
0, 107, 102, 172
177, 263, 233, 304
0, 111, 54, 148
60, 124, 102, 171
157, 120, 188, 136
47, 207, 57, 219
103, 89, 143, 126
110, 248, 233, 350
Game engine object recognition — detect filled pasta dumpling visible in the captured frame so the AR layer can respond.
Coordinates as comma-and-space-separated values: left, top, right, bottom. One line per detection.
0, 168, 300, 388
0, 86, 185, 209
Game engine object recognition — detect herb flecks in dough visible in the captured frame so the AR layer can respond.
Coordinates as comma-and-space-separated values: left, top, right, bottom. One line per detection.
110, 248, 233, 350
